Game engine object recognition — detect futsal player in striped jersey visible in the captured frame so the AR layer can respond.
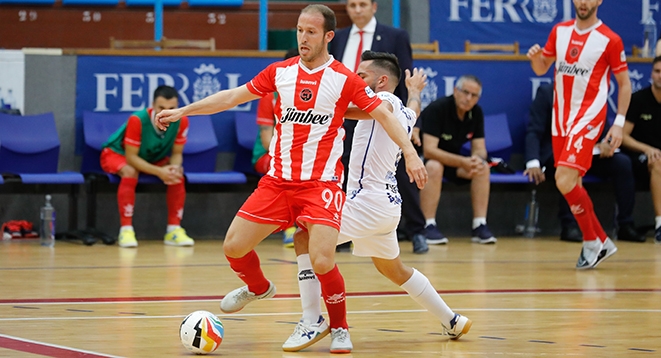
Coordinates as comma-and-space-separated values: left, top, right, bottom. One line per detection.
282, 51, 471, 353
156, 5, 427, 354
527, 0, 632, 269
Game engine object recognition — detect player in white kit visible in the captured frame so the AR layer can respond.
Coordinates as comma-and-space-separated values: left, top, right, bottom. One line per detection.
282, 51, 472, 352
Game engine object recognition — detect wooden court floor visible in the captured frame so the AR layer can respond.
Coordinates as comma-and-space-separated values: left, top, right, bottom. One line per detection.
1, 235, 660, 357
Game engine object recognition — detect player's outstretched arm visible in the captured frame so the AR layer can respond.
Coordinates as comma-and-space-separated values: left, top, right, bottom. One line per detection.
344, 102, 393, 120
404, 68, 427, 117
527, 44, 554, 76
156, 85, 260, 130
369, 104, 427, 188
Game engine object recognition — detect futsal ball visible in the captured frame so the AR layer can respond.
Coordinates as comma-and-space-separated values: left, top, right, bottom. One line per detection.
180, 310, 224, 354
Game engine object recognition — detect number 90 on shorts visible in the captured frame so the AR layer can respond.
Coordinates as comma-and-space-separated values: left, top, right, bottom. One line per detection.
237, 176, 345, 232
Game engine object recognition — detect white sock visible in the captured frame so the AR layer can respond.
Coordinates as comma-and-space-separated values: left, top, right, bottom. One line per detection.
296, 254, 322, 325
120, 225, 134, 233
425, 219, 437, 227
400, 268, 455, 328
472, 217, 487, 229
655, 216, 661, 229
166, 225, 180, 233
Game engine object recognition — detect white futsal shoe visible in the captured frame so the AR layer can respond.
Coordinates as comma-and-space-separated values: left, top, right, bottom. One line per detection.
282, 315, 330, 352
443, 313, 472, 340
219, 281, 276, 313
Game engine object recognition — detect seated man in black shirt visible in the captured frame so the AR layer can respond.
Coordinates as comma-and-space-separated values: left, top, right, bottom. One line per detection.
623, 56, 661, 244
524, 83, 643, 243
419, 75, 496, 245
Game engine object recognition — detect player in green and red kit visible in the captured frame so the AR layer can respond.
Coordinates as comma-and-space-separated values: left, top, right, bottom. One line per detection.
100, 85, 194, 248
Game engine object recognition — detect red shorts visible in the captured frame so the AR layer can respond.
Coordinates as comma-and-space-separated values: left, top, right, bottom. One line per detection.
100, 148, 168, 174
254, 154, 271, 175
237, 175, 345, 232
552, 130, 601, 176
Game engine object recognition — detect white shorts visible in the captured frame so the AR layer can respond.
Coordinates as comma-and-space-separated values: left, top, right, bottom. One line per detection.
337, 199, 400, 260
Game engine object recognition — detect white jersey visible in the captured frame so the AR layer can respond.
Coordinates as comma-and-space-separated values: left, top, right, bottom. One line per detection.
345, 91, 416, 217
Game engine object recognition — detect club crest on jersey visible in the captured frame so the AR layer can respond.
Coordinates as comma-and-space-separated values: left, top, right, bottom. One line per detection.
280, 107, 331, 125
300, 88, 313, 102
569, 47, 579, 58
364, 85, 376, 98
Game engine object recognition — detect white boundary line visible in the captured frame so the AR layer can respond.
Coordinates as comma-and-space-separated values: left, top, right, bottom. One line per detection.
0, 333, 123, 357
1, 289, 658, 306
1, 307, 661, 322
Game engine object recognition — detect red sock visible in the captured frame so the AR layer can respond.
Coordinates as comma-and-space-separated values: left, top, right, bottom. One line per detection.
317, 265, 348, 329
117, 177, 138, 226
225, 250, 270, 295
563, 185, 597, 241
166, 182, 186, 225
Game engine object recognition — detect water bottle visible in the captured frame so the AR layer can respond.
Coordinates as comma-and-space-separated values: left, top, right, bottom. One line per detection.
40, 195, 55, 247
642, 11, 657, 58
523, 190, 539, 238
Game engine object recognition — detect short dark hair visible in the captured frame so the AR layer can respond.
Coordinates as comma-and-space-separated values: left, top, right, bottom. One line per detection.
360, 50, 401, 83
285, 47, 299, 60
653, 56, 661, 66
302, 4, 336, 33
153, 85, 178, 101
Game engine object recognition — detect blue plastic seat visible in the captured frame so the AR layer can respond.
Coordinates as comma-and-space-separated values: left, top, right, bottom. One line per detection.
81, 111, 246, 185
461, 113, 512, 162
0, 113, 84, 184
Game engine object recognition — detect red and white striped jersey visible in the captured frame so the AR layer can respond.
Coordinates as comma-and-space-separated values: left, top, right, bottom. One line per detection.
543, 20, 628, 138
246, 55, 382, 182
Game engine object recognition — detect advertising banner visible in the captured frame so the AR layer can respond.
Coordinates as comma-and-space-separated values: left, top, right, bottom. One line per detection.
75, 55, 277, 153
431, 1, 655, 54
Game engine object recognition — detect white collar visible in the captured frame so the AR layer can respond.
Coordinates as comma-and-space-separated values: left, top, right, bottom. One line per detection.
574, 19, 602, 35
350, 17, 377, 35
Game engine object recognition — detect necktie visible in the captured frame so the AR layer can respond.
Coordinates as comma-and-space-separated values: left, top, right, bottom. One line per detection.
354, 30, 364, 72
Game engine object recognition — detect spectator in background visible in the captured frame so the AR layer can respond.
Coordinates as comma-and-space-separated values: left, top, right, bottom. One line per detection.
623, 56, 661, 244
525, 83, 643, 243
330, 0, 428, 254
100, 85, 194, 248
528, 0, 632, 269
419, 75, 497, 245
252, 47, 299, 248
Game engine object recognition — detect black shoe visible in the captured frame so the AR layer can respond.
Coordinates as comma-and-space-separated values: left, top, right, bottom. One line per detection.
560, 225, 582, 242
412, 234, 429, 254
617, 224, 646, 243
336, 241, 352, 252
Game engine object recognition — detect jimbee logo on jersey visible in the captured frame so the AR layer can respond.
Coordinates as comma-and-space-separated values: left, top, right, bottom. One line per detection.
300, 88, 313, 102
364, 85, 376, 98
280, 107, 331, 125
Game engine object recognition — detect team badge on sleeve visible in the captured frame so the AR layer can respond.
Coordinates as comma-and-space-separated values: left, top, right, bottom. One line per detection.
620, 50, 626, 62
364, 86, 376, 98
